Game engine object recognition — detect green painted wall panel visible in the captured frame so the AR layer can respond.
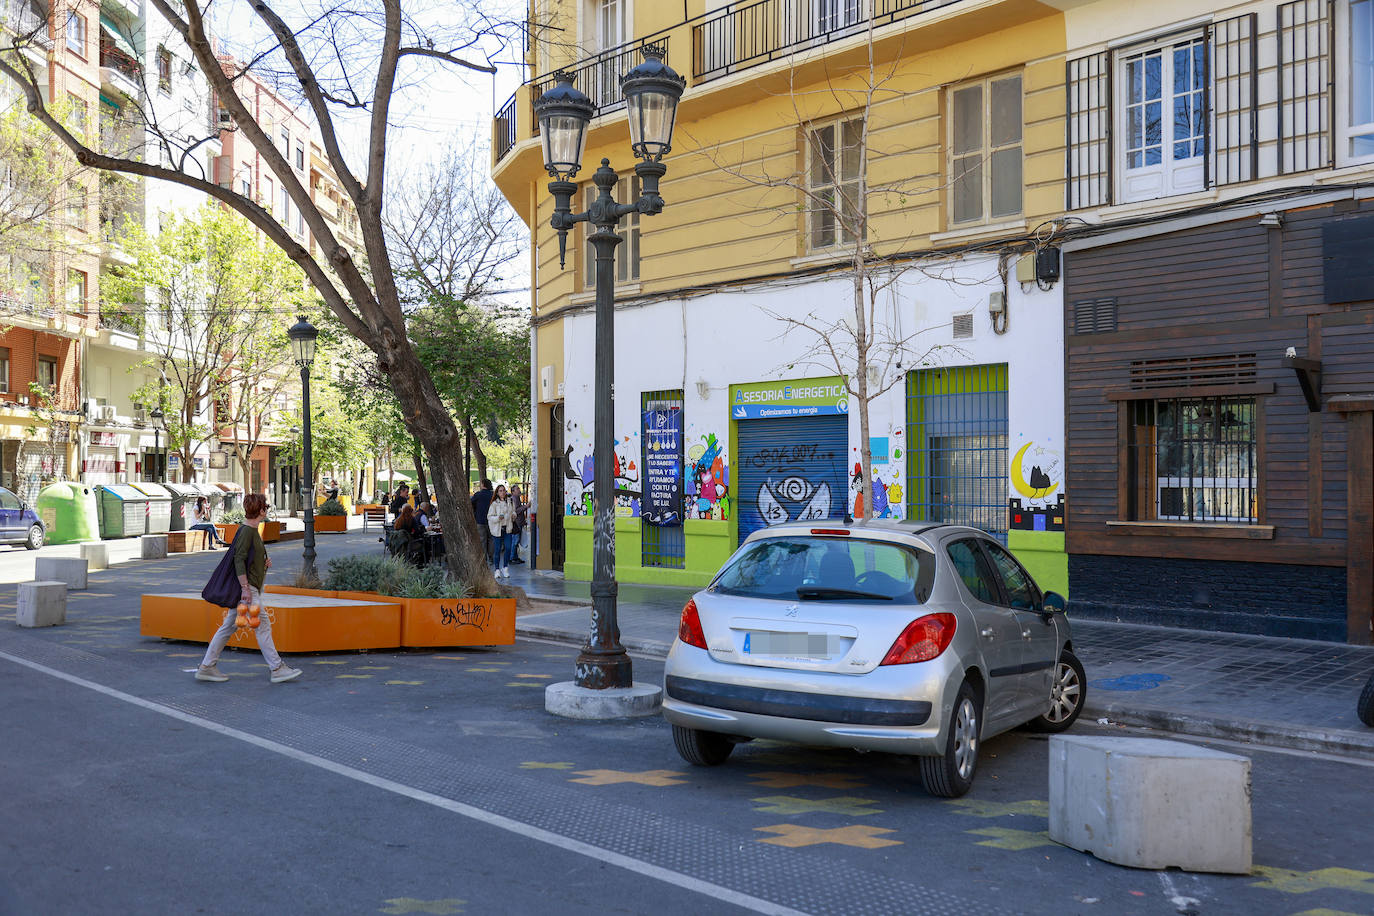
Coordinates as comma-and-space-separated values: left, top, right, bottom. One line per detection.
1009, 529, 1068, 596
562, 517, 734, 587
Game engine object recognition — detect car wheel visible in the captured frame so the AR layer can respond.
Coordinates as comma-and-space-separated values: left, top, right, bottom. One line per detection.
24, 524, 43, 550
919, 680, 980, 798
671, 724, 734, 766
1359, 672, 1374, 728
1026, 649, 1087, 733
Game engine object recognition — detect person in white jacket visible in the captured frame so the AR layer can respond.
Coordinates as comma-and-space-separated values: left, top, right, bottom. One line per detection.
486, 484, 517, 578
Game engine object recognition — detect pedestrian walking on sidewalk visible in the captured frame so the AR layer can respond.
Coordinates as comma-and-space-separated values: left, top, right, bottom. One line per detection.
487, 483, 516, 579
189, 496, 229, 547
509, 484, 527, 564
470, 478, 494, 564
195, 493, 302, 684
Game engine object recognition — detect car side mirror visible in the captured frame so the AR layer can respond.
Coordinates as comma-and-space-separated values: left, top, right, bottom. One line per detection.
1041, 591, 1067, 616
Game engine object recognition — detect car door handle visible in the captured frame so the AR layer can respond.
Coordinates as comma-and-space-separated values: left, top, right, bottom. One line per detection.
980, 628, 995, 639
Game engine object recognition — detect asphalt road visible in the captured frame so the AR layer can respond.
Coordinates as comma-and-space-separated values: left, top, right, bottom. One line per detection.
2, 533, 1373, 914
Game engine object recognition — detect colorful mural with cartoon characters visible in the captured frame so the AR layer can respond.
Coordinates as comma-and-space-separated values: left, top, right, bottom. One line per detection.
1008, 440, 1065, 531
685, 433, 729, 520
849, 426, 906, 520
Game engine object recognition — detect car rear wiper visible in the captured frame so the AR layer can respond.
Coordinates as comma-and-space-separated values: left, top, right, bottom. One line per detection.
796, 587, 893, 601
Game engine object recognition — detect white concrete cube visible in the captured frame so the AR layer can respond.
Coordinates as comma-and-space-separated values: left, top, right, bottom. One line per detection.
1049, 735, 1251, 874
35, 557, 88, 590
80, 542, 108, 570
140, 534, 168, 560
17, 581, 67, 628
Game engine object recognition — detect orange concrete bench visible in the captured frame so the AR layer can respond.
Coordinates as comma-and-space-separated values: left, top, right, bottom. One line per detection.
140, 592, 402, 652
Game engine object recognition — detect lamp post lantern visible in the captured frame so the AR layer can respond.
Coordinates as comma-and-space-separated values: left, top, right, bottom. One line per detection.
150, 407, 165, 484
288, 315, 319, 576
535, 46, 685, 696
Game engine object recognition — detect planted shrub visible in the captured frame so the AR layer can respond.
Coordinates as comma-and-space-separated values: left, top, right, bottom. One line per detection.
316, 497, 347, 516
324, 553, 409, 593
221, 507, 246, 524
380, 563, 471, 600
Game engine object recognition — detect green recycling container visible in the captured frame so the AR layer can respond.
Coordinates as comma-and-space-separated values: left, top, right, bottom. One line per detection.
96, 484, 148, 539
36, 482, 100, 545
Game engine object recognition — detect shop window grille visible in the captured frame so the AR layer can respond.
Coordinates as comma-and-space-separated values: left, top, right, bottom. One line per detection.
641, 389, 685, 569
1127, 396, 1258, 524
906, 364, 1009, 542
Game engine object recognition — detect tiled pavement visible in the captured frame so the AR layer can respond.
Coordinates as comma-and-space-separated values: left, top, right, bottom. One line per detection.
507, 564, 1374, 757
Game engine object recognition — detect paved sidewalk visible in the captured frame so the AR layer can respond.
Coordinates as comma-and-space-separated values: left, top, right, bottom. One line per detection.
506, 563, 1374, 758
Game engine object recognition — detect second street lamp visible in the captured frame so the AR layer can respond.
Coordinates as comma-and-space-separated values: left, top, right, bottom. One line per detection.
535, 46, 685, 698
288, 315, 319, 577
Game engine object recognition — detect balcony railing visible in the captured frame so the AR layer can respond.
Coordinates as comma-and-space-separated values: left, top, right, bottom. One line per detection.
495, 91, 518, 163
530, 35, 675, 122
99, 309, 142, 335
693, 0, 962, 82
1, 0, 52, 49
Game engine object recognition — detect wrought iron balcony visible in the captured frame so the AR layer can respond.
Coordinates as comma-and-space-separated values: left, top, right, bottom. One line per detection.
693, 0, 962, 82
1, 0, 52, 50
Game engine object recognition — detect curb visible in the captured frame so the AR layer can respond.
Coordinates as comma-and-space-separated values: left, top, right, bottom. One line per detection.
1085, 702, 1374, 758
516, 622, 1374, 759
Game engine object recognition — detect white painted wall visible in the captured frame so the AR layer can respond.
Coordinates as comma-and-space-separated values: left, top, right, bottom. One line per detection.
561, 252, 1064, 525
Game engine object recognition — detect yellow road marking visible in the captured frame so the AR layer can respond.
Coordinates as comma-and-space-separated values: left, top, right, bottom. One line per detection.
520, 762, 575, 770
751, 795, 882, 817
947, 799, 1049, 819
1249, 867, 1374, 895
967, 827, 1057, 850
313, 660, 347, 665
379, 899, 465, 915
505, 682, 544, 688
357, 665, 391, 670
385, 681, 424, 686
749, 771, 866, 790
514, 674, 552, 679
755, 824, 900, 849
336, 674, 373, 679
571, 769, 687, 787
467, 668, 501, 672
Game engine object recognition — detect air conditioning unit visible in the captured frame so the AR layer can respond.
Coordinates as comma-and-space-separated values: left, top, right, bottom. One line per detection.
134, 407, 149, 424
99, 405, 117, 421
217, 108, 234, 127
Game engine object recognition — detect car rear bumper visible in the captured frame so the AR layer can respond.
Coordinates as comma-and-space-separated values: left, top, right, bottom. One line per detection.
661, 643, 959, 755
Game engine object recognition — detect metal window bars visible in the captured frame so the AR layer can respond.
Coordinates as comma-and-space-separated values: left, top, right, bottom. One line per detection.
1211, 13, 1259, 186
1277, 0, 1332, 175
1128, 396, 1258, 524
906, 364, 1010, 542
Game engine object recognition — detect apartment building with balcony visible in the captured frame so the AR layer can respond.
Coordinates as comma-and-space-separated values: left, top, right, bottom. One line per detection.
0, 0, 102, 500
1056, 0, 1374, 643
494, 0, 1073, 591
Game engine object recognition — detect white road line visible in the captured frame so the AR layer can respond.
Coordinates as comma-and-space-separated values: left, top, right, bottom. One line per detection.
1, 650, 808, 916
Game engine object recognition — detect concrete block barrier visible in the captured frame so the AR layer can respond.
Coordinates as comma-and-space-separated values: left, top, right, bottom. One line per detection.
17, 581, 67, 628
1049, 735, 1251, 874
35, 557, 88, 590
80, 543, 108, 570
140, 534, 168, 560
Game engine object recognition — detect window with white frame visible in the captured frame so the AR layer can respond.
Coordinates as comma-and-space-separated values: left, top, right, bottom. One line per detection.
1339, 0, 1374, 162
66, 12, 85, 56
582, 174, 639, 287
37, 356, 57, 392
805, 117, 864, 250
950, 74, 1023, 224
815, 0, 861, 34
279, 185, 289, 224
0, 348, 8, 393
66, 269, 86, 310
1116, 36, 1207, 202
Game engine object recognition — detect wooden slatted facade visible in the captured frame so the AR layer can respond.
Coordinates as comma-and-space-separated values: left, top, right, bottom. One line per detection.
1064, 197, 1374, 644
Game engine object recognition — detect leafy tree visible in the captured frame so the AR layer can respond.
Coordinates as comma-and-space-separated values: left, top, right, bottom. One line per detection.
104, 204, 307, 482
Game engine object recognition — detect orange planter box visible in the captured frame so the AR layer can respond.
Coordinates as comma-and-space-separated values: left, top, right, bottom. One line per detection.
398, 596, 516, 647
140, 591, 402, 652
353, 503, 382, 516
314, 515, 348, 533
216, 521, 282, 543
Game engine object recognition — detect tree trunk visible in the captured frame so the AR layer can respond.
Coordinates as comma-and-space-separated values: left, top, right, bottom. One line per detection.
383, 343, 499, 597
412, 436, 429, 504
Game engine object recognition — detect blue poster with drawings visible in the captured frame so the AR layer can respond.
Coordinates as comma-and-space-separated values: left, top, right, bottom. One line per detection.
642, 406, 683, 525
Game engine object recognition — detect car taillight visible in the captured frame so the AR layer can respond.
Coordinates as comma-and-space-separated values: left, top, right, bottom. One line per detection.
879, 613, 957, 665
678, 598, 707, 649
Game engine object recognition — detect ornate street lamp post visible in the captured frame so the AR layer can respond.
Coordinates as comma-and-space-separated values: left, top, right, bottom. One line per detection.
534, 47, 685, 698
288, 315, 319, 576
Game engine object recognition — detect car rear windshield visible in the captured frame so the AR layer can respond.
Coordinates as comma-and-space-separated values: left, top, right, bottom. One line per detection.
712, 536, 935, 604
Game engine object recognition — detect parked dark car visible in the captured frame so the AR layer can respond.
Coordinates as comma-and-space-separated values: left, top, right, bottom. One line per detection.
0, 486, 45, 549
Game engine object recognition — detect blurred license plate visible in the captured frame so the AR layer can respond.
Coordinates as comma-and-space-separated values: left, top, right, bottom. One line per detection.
742, 631, 836, 658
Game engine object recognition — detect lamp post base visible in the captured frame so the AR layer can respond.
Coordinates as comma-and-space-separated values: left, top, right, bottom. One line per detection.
544, 681, 662, 719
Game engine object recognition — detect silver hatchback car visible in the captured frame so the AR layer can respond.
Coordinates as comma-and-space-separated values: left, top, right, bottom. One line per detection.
661, 520, 1086, 797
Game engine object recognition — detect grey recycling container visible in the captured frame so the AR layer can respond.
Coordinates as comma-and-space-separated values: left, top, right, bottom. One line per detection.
128, 482, 173, 534
95, 484, 148, 539
161, 483, 197, 531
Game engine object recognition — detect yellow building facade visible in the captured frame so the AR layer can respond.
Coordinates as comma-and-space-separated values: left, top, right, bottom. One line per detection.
495, 0, 1074, 588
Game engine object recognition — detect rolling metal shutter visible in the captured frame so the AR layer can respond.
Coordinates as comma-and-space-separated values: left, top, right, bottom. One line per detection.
735, 414, 849, 546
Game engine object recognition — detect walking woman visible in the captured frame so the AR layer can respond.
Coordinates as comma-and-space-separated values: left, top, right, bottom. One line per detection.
189, 496, 229, 547
195, 493, 302, 684
486, 483, 517, 579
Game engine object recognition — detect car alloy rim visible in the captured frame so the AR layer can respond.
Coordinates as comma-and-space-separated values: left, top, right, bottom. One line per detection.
1046, 661, 1081, 723
953, 698, 978, 779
